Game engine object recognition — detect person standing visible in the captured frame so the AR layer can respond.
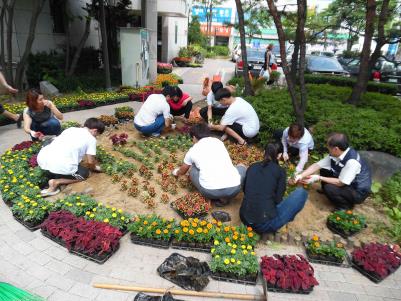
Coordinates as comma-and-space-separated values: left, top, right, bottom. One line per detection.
23, 89, 63, 140
240, 143, 308, 234
209, 88, 260, 145
274, 123, 314, 173
167, 86, 193, 120
172, 123, 246, 207
0, 71, 22, 127
296, 132, 372, 211
134, 85, 176, 137
263, 44, 277, 75
38, 118, 105, 197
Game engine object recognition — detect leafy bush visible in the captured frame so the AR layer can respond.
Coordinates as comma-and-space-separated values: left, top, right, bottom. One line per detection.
208, 46, 229, 56
304, 74, 398, 95
26, 51, 64, 87
377, 172, 401, 210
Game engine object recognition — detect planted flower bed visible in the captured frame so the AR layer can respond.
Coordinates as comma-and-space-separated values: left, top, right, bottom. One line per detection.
41, 211, 122, 264
305, 235, 349, 267
115, 106, 135, 122
11, 195, 53, 231
53, 194, 98, 217
171, 218, 215, 252
99, 115, 118, 127
210, 241, 259, 285
170, 192, 211, 219
327, 210, 366, 238
351, 243, 401, 283
128, 214, 175, 249
85, 203, 131, 233
261, 254, 319, 294
157, 62, 173, 74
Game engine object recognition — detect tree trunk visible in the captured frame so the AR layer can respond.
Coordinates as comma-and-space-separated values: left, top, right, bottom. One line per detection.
234, 0, 253, 96
346, 29, 353, 51
266, 0, 307, 126
208, 3, 213, 46
99, 0, 112, 90
14, 0, 46, 90
0, 0, 8, 74
5, 0, 16, 85
347, 0, 376, 105
63, 1, 70, 75
67, 14, 92, 76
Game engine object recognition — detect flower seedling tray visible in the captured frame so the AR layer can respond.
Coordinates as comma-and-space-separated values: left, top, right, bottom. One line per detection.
351, 259, 384, 283
304, 243, 351, 268
171, 239, 212, 253
262, 278, 313, 295
71, 244, 120, 265
211, 271, 258, 285
13, 214, 43, 231
326, 220, 366, 239
41, 229, 67, 248
3, 198, 14, 207
169, 203, 209, 220
130, 233, 170, 249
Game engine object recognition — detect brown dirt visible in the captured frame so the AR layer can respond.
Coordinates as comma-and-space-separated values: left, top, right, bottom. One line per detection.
56, 120, 391, 245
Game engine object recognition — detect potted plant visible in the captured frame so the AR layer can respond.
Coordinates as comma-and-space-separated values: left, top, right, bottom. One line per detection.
114, 106, 134, 121
11, 196, 53, 230
129, 214, 175, 248
352, 243, 401, 283
170, 192, 211, 219
110, 133, 128, 146
157, 62, 173, 74
261, 254, 319, 294
173, 57, 191, 67
172, 218, 215, 252
327, 210, 366, 238
305, 235, 348, 266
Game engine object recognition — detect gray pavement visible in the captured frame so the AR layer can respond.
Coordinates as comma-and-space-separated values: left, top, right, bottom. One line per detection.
1, 60, 401, 300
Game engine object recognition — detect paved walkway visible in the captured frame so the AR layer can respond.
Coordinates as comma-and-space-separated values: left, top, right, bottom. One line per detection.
1, 61, 401, 300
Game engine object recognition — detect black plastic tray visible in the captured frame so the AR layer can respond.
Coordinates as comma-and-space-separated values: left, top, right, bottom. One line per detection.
13, 214, 43, 231
351, 259, 383, 283
171, 239, 212, 253
169, 203, 209, 220
326, 219, 365, 238
130, 233, 170, 249
41, 229, 67, 248
71, 244, 120, 264
211, 271, 258, 285
262, 277, 313, 295
304, 242, 350, 268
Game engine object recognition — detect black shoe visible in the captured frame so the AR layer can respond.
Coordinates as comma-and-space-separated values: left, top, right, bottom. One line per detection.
16, 114, 23, 128
212, 199, 229, 207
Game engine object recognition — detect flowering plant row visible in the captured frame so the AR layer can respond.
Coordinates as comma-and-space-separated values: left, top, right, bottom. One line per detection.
11, 195, 53, 227
99, 115, 118, 126
171, 192, 211, 218
352, 243, 401, 280
114, 106, 134, 120
41, 211, 122, 258
261, 254, 319, 292
214, 224, 260, 247
154, 73, 183, 87
128, 214, 175, 241
327, 210, 366, 236
306, 235, 347, 263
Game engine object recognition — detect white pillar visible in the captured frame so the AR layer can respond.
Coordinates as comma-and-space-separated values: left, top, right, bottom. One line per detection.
145, 0, 158, 82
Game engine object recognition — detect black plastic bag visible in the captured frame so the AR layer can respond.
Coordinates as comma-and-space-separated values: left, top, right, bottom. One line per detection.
134, 292, 184, 301
157, 253, 210, 291
212, 211, 231, 222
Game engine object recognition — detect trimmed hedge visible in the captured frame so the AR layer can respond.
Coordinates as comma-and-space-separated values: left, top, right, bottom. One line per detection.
304, 74, 399, 95
246, 84, 401, 157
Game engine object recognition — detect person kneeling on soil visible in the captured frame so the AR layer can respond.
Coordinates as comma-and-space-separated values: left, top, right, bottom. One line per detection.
295, 132, 371, 211
274, 122, 314, 173
172, 123, 246, 207
167, 86, 193, 120
209, 88, 260, 145
240, 143, 308, 234
134, 85, 176, 137
37, 118, 105, 197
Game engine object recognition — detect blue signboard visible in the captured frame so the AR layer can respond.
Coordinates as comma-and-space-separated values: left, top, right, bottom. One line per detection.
192, 6, 232, 24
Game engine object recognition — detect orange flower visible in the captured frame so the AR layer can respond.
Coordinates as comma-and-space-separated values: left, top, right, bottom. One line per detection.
174, 229, 180, 234
197, 227, 203, 233
143, 221, 148, 225
314, 242, 320, 248
248, 232, 254, 238
207, 223, 213, 229
336, 243, 343, 248
224, 226, 230, 232
346, 210, 353, 215
189, 229, 195, 235
336, 217, 341, 221
247, 227, 253, 232
163, 229, 169, 234
353, 220, 359, 224
203, 229, 208, 234
225, 237, 230, 243
233, 235, 238, 240
155, 229, 161, 235
312, 235, 319, 241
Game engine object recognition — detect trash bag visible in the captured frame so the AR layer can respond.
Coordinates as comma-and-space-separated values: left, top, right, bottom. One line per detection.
212, 211, 231, 222
157, 253, 210, 291
134, 292, 184, 301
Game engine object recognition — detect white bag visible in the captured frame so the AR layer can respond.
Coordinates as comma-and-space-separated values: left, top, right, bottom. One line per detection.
259, 68, 270, 80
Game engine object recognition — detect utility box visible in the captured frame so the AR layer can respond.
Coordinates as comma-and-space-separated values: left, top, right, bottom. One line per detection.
120, 27, 150, 87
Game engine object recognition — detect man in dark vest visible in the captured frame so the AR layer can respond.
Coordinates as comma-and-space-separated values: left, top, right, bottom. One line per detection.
295, 132, 371, 211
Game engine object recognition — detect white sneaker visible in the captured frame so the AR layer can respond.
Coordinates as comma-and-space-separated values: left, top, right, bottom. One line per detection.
151, 133, 161, 137
40, 188, 61, 197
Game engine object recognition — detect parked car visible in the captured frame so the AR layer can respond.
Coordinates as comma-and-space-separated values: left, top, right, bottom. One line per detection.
341, 58, 398, 83
310, 51, 335, 58
235, 47, 265, 78
305, 55, 350, 76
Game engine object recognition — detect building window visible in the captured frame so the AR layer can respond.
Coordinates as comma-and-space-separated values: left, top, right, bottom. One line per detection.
49, 0, 65, 34
175, 24, 178, 44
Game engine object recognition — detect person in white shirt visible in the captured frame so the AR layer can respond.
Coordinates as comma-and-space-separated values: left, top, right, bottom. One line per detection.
134, 85, 176, 137
38, 118, 105, 197
199, 81, 228, 123
295, 133, 371, 211
172, 123, 246, 207
275, 123, 314, 173
209, 88, 260, 145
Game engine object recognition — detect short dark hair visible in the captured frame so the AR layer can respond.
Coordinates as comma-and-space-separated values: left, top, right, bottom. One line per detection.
84, 118, 105, 134
262, 143, 279, 166
288, 123, 304, 139
173, 86, 183, 99
211, 81, 223, 94
162, 85, 176, 97
189, 123, 211, 140
327, 132, 349, 151
214, 88, 232, 101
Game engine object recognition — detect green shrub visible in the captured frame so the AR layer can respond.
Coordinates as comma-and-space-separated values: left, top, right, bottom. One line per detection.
27, 51, 64, 87
209, 46, 229, 56
304, 74, 398, 95
378, 172, 401, 209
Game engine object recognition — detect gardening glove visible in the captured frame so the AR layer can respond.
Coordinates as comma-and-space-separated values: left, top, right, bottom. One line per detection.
172, 168, 180, 177
305, 174, 321, 184
283, 152, 289, 161
30, 130, 38, 138
294, 173, 303, 183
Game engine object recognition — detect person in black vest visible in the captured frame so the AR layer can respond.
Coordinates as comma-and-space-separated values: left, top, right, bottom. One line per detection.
23, 89, 63, 141
240, 143, 308, 234
296, 132, 371, 211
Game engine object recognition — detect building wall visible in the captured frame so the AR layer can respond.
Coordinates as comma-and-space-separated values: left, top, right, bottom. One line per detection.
162, 16, 188, 62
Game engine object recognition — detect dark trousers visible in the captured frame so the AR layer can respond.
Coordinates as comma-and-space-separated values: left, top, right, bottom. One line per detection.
31, 117, 61, 141
320, 169, 368, 210
199, 106, 227, 122
273, 129, 298, 157
170, 101, 193, 119
228, 123, 248, 140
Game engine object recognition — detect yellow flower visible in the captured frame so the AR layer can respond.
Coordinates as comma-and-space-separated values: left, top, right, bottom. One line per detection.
314, 242, 320, 248
118, 209, 123, 213
112, 213, 117, 218
163, 229, 169, 234
112, 207, 116, 211
90, 214, 95, 218
241, 245, 246, 249
247, 245, 252, 250
29, 210, 34, 214
231, 249, 236, 254
230, 258, 235, 263
189, 229, 195, 235
232, 244, 237, 249
243, 250, 248, 255
103, 218, 109, 223
155, 229, 161, 235
175, 229, 180, 234
121, 216, 125, 221
211, 248, 215, 253
251, 251, 255, 255
93, 208, 97, 212
183, 227, 188, 233
197, 227, 203, 233
312, 235, 319, 241
214, 240, 219, 246
237, 260, 241, 265
224, 259, 230, 265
